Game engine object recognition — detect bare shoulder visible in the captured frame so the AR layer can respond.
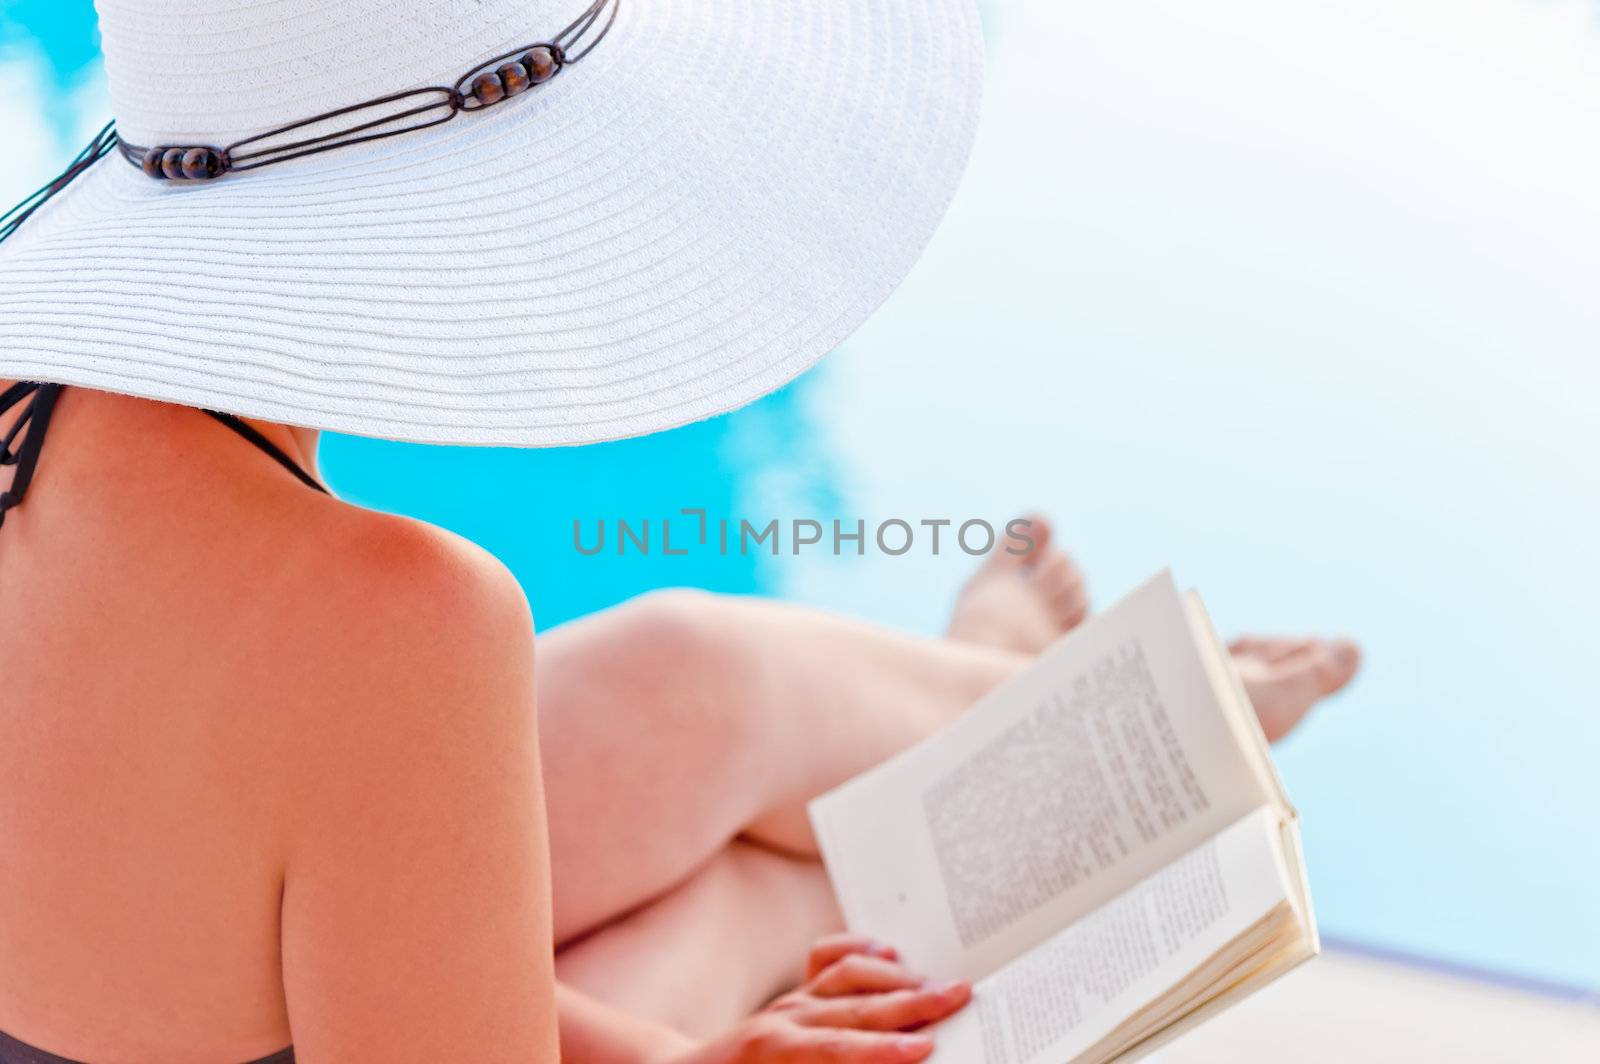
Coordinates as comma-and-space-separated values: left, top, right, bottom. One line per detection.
306, 502, 534, 652
266, 500, 539, 769
267, 503, 557, 1058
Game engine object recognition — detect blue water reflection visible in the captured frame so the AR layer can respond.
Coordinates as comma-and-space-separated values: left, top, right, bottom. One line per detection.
321, 376, 838, 627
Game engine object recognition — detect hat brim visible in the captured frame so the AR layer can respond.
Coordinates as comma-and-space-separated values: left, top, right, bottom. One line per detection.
0, 0, 983, 446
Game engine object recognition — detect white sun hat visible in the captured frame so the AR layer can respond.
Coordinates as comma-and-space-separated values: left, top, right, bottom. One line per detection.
0, 0, 983, 446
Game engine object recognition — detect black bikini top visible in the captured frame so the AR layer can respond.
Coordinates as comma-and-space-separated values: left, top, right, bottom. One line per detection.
0, 381, 326, 534
0, 381, 309, 1063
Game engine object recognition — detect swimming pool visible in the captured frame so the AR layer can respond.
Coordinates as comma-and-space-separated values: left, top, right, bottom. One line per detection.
5, 0, 1596, 994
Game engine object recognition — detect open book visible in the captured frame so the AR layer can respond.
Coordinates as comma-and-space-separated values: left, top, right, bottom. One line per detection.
809, 573, 1317, 1063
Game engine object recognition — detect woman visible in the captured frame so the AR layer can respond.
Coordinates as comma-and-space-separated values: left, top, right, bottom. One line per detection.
0, 0, 1358, 1060
0, 383, 1356, 1063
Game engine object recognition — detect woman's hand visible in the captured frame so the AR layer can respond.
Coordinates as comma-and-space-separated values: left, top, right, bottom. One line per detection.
681, 935, 971, 1064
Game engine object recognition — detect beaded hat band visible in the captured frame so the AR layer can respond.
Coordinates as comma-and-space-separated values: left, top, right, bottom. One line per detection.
117, 0, 618, 183
0, 0, 983, 447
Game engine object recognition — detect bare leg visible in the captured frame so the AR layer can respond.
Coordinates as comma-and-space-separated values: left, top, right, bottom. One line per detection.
539, 538, 1361, 1037
537, 589, 1027, 945
556, 842, 840, 1039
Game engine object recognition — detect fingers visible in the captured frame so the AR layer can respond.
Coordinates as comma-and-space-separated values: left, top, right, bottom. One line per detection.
765, 942, 973, 1062
796, 982, 972, 1032
807, 954, 928, 997
806, 934, 900, 981
779, 1027, 936, 1063
733, 1018, 936, 1063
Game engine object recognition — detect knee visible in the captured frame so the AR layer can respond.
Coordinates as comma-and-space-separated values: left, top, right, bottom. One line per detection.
613, 589, 722, 660
607, 590, 750, 707
604, 590, 765, 743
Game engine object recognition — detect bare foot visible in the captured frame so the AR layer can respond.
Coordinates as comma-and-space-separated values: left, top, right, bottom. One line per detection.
946, 514, 1090, 655
1230, 636, 1362, 742
947, 516, 1359, 741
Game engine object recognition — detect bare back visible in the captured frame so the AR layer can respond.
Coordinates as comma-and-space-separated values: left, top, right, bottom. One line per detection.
0, 386, 558, 1062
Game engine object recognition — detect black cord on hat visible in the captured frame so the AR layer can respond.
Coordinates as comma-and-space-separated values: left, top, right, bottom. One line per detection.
116, 0, 620, 182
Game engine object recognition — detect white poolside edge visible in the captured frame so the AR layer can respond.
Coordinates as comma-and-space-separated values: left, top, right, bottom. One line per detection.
1153, 939, 1600, 1063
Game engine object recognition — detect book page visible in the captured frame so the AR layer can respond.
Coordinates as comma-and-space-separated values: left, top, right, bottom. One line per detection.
926, 809, 1293, 1064
1181, 591, 1289, 815
810, 573, 1274, 981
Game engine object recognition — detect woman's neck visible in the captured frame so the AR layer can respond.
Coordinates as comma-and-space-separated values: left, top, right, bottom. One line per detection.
262, 420, 321, 481
1, 381, 323, 489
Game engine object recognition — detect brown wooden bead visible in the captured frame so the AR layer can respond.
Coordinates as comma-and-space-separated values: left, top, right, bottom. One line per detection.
161, 148, 187, 180
523, 45, 558, 84
141, 148, 166, 179
471, 71, 505, 105
181, 147, 221, 180
498, 62, 530, 97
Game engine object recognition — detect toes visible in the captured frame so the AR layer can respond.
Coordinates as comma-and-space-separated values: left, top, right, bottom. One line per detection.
1032, 550, 1072, 585
1239, 638, 1361, 742
947, 513, 1084, 652
1057, 592, 1090, 631
1031, 549, 1080, 594
1024, 548, 1089, 632
1317, 639, 1361, 691
1274, 639, 1360, 693
1019, 512, 1052, 556
1229, 635, 1314, 663
976, 514, 1051, 573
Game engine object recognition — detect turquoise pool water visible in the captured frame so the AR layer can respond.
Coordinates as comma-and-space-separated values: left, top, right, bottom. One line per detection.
5, 0, 1597, 994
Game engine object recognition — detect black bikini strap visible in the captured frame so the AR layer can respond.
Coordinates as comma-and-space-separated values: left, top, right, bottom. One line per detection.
0, 125, 325, 522
202, 409, 329, 495
0, 382, 62, 531
0, 381, 42, 460
0, 388, 327, 534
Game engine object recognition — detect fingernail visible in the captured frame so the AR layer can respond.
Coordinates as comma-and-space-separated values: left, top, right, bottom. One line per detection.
895, 1034, 933, 1055
869, 941, 899, 958
923, 978, 967, 994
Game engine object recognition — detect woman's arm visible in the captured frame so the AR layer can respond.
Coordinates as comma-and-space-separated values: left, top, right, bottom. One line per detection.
562, 937, 971, 1064
560, 985, 696, 1064
275, 524, 560, 1060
